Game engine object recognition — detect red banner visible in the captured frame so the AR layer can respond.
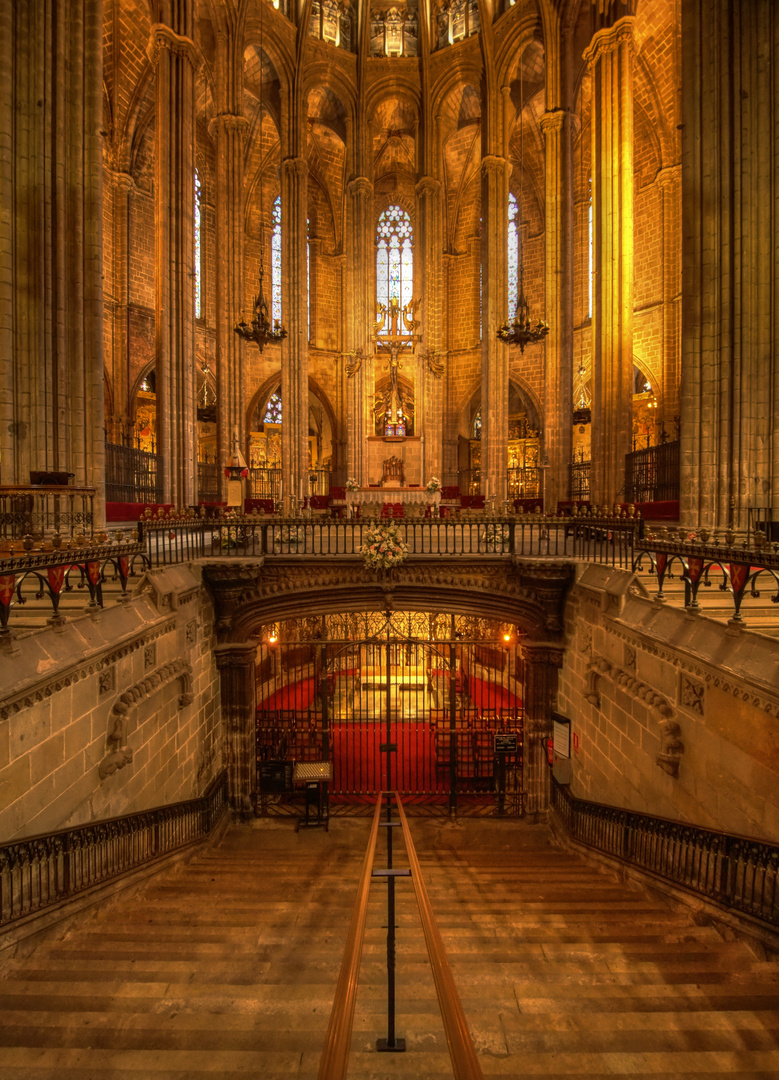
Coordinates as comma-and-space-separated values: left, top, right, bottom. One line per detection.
47, 566, 66, 595
687, 556, 704, 584
0, 574, 15, 607
654, 553, 667, 576
119, 556, 129, 578
729, 563, 749, 595
87, 561, 101, 585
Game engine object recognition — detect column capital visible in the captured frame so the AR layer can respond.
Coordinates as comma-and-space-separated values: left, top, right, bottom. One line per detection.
521, 642, 566, 668
481, 154, 508, 179
583, 15, 636, 69
655, 163, 681, 190
214, 642, 257, 670
280, 155, 308, 180
539, 108, 570, 137
415, 175, 442, 199
147, 23, 201, 70
110, 170, 136, 195
208, 112, 250, 144
347, 176, 373, 200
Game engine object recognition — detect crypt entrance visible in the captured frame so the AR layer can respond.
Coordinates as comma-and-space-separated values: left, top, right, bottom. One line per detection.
255, 611, 525, 817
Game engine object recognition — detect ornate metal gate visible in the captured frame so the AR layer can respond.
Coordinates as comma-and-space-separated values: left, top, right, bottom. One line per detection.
255, 612, 524, 816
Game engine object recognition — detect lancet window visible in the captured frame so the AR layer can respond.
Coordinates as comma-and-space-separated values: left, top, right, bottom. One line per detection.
376, 205, 414, 335
508, 192, 519, 319
195, 169, 202, 319
309, 0, 352, 50
436, 0, 480, 49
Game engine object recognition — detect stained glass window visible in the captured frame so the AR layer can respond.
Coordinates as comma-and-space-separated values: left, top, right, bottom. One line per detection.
264, 392, 282, 425
508, 192, 519, 318
194, 170, 202, 319
473, 409, 482, 440
272, 195, 282, 327
376, 205, 413, 335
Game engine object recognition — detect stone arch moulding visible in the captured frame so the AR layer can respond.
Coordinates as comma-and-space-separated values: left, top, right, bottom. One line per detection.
245, 375, 338, 464
99, 659, 193, 781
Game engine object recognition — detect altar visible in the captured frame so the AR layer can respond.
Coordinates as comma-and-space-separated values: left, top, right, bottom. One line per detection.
346, 487, 441, 513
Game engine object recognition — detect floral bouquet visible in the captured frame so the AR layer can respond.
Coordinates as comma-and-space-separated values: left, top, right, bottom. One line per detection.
426, 476, 442, 493
481, 523, 510, 549
345, 477, 360, 491
360, 521, 408, 570
279, 525, 305, 547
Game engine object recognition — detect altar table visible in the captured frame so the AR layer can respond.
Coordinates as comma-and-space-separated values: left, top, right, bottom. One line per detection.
346, 487, 441, 513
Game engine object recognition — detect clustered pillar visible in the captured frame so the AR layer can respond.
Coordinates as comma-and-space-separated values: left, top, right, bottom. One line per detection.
522, 645, 564, 821
215, 643, 257, 817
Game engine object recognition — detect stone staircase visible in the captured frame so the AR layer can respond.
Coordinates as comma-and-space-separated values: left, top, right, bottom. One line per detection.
0, 817, 777, 1078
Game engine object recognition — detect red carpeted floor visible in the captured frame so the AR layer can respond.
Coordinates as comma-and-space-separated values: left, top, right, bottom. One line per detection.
467, 675, 522, 711
330, 721, 447, 794
258, 677, 316, 711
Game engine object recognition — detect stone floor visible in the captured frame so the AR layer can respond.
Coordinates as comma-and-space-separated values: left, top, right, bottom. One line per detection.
1, 817, 778, 1079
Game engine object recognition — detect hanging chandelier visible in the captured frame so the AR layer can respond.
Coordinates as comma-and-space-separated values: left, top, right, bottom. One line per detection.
497, 57, 550, 353
234, 265, 287, 352
234, 0, 287, 354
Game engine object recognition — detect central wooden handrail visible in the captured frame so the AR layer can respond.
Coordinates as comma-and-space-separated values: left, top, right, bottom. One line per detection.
396, 795, 485, 1080
316, 797, 382, 1080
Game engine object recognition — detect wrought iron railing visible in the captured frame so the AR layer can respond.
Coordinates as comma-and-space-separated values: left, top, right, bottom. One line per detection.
569, 457, 591, 502
552, 779, 779, 930
138, 507, 640, 569
506, 467, 540, 499
249, 467, 282, 501
0, 536, 148, 634
625, 438, 680, 504
197, 461, 221, 503
0, 485, 95, 540
0, 772, 228, 929
632, 527, 779, 623
106, 442, 160, 504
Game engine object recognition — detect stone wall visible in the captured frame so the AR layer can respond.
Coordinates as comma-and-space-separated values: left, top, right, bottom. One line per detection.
0, 567, 221, 841
556, 565, 779, 843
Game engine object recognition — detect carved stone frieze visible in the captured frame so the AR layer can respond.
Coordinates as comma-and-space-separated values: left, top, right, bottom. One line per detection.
202, 558, 575, 643
587, 654, 674, 721
680, 674, 704, 715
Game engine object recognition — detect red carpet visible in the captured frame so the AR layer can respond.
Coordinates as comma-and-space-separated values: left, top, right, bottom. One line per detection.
467, 675, 522, 711
330, 721, 446, 794
259, 677, 316, 711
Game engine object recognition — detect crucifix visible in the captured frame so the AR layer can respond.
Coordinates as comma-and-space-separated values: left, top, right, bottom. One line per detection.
373, 296, 420, 434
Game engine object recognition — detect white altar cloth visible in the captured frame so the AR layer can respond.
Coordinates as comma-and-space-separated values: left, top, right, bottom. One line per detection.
346, 488, 441, 512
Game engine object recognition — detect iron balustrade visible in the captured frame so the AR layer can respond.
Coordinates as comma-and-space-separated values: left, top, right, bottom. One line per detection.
138, 510, 640, 569
0, 485, 95, 540
0, 772, 228, 929
625, 438, 680, 504
632, 530, 779, 624
197, 461, 220, 503
551, 779, 779, 930
249, 467, 282, 501
0, 538, 149, 634
105, 442, 160, 504
569, 458, 591, 502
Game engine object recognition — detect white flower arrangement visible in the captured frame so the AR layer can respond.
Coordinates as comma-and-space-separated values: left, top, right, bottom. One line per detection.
481, 524, 510, 548
360, 521, 409, 570
345, 477, 360, 491
426, 476, 442, 493
279, 525, 305, 546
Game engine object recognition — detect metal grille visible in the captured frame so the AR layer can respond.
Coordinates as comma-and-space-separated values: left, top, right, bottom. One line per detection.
249, 467, 281, 501
625, 439, 680, 504
569, 456, 591, 501
255, 614, 524, 816
105, 442, 160, 504
197, 462, 220, 503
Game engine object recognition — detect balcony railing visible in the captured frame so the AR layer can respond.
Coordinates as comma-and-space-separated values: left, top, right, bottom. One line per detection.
625, 438, 680, 504
552, 779, 779, 931
0, 772, 228, 929
105, 442, 160, 504
0, 485, 95, 540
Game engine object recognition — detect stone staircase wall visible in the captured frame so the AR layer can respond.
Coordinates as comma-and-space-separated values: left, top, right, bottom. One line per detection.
0, 567, 222, 840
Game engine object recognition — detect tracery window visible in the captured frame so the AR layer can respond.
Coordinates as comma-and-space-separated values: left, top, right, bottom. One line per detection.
376, 205, 413, 334
264, 392, 282, 425
508, 192, 519, 319
272, 195, 282, 328
309, 0, 352, 50
195, 169, 202, 319
436, 0, 480, 49
587, 186, 593, 319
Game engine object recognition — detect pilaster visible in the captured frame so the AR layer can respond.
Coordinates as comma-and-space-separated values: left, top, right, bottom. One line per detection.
210, 112, 249, 484
280, 156, 310, 500
345, 176, 374, 484
480, 154, 510, 502
149, 12, 198, 506
215, 643, 257, 817
540, 109, 575, 509
585, 16, 635, 507
521, 644, 564, 821
656, 165, 681, 424
108, 171, 136, 442
416, 176, 445, 481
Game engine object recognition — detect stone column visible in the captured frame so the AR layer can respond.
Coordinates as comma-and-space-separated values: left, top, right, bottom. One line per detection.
108, 171, 136, 442
480, 155, 510, 502
345, 177, 374, 484
416, 176, 445, 480
215, 643, 257, 817
655, 166, 681, 427
584, 17, 635, 507
680, 0, 778, 529
210, 112, 249, 486
149, 17, 198, 507
0, 0, 105, 520
522, 644, 564, 821
540, 109, 575, 510
280, 157, 310, 498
